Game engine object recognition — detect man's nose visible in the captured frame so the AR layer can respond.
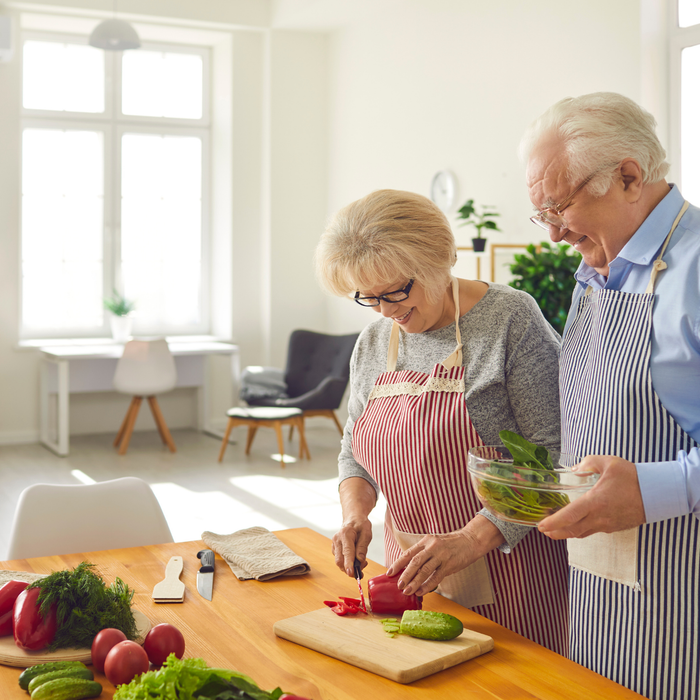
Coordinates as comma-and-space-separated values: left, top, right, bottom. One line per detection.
549, 223, 568, 243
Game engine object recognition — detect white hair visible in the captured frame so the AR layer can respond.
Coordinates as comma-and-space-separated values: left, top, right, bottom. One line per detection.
519, 92, 670, 196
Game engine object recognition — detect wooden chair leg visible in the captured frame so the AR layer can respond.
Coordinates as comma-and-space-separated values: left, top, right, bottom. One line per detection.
273, 420, 286, 467
147, 396, 176, 453
288, 425, 295, 440
296, 416, 310, 460
330, 410, 343, 435
118, 396, 142, 455
114, 397, 139, 447
245, 425, 258, 455
218, 418, 235, 462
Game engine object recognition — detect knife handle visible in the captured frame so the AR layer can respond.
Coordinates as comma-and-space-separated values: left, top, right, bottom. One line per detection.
353, 557, 364, 580
197, 549, 215, 572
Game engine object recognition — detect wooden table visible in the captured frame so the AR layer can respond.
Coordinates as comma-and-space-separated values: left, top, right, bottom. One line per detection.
0, 528, 643, 699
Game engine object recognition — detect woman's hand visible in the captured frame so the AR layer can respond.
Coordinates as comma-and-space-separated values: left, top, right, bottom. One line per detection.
332, 517, 373, 577
333, 477, 378, 577
386, 515, 505, 596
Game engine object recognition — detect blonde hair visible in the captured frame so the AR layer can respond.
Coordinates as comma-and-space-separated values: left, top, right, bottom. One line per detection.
519, 92, 670, 197
314, 189, 456, 304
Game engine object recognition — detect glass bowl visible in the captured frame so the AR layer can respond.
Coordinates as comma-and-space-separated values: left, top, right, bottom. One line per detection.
467, 446, 599, 527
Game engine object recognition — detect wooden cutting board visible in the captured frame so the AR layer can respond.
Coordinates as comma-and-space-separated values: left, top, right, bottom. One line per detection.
273, 608, 493, 684
0, 610, 151, 668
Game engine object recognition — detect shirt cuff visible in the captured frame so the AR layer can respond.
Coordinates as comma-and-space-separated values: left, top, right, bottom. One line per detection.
478, 509, 529, 552
637, 460, 690, 523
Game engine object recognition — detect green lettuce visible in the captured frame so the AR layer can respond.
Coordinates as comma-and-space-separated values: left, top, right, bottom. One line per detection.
113, 655, 284, 700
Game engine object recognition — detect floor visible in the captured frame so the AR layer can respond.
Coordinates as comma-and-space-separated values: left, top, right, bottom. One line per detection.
0, 423, 387, 566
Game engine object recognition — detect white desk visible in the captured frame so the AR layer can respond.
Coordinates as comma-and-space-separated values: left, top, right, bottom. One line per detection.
38, 340, 240, 456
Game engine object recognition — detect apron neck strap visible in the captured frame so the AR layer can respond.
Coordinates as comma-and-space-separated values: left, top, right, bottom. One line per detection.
644, 200, 689, 294
386, 277, 462, 372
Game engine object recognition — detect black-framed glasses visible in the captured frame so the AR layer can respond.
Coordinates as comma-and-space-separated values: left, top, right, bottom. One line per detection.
354, 279, 414, 307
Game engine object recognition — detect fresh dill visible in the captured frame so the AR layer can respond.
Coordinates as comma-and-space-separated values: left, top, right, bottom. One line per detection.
28, 562, 138, 651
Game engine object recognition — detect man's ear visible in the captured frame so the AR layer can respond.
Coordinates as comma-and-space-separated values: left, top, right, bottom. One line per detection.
619, 158, 644, 202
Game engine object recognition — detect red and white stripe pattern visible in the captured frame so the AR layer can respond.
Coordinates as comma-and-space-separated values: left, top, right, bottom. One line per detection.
353, 360, 569, 656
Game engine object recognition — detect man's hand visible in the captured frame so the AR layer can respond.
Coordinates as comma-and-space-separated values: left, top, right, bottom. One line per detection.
385, 517, 504, 597
538, 455, 646, 539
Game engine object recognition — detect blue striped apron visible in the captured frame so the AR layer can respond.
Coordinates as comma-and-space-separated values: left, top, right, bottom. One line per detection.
560, 202, 699, 700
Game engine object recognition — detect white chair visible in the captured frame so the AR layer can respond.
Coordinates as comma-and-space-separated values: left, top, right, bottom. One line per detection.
113, 338, 177, 455
6, 477, 174, 560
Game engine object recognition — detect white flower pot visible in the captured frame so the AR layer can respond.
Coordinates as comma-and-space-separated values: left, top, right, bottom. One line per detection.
110, 315, 133, 343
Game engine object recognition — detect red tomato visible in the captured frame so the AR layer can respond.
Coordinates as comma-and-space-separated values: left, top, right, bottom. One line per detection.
279, 695, 312, 699
91, 628, 127, 673
143, 623, 185, 666
104, 640, 150, 686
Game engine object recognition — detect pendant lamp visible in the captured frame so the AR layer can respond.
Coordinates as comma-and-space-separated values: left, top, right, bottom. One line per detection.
89, 1, 140, 51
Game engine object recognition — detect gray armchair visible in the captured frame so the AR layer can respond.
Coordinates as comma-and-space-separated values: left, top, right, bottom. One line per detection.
241, 329, 359, 435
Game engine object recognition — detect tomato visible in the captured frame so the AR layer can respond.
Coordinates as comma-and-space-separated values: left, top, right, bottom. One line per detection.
143, 623, 185, 667
91, 627, 128, 673
104, 640, 150, 686
279, 695, 312, 699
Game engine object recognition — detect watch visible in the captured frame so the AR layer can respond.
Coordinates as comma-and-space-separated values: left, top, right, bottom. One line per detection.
430, 170, 457, 212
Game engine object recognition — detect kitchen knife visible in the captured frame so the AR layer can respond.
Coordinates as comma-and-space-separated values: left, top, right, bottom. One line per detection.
196, 549, 215, 601
354, 557, 370, 613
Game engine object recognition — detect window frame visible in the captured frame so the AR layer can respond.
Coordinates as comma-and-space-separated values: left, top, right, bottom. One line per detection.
19, 29, 212, 341
669, 1, 700, 193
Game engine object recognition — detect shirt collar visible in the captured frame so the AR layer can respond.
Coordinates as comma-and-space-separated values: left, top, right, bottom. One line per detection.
574, 183, 683, 288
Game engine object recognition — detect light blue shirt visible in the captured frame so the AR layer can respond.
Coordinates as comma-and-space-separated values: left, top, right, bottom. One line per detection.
564, 184, 700, 522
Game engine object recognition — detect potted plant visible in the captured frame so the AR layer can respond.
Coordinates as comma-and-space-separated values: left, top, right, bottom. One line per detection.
103, 289, 136, 343
456, 199, 501, 252
508, 242, 581, 335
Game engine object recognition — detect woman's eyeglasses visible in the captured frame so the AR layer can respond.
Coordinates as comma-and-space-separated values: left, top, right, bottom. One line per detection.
354, 279, 414, 307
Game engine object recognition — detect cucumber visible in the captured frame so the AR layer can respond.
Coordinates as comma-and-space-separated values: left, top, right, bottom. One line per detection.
28, 667, 94, 694
399, 610, 464, 641
30, 678, 102, 700
19, 662, 88, 690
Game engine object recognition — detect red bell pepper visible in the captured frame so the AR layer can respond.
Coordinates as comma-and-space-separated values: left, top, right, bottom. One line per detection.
0, 580, 29, 637
13, 586, 57, 650
367, 570, 422, 614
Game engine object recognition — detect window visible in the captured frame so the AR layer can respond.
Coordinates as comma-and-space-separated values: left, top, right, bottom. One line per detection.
20, 33, 210, 340
670, 2, 700, 205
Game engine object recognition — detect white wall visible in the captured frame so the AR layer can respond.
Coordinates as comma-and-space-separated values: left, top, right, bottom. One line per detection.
0, 0, 659, 442
318, 0, 644, 333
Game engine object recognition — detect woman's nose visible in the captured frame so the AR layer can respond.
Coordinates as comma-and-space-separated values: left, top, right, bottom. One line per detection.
377, 299, 397, 317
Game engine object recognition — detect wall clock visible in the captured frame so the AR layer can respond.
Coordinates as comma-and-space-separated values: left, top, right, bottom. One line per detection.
430, 170, 457, 212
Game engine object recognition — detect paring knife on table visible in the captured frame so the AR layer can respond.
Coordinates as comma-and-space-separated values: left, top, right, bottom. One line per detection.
197, 549, 215, 601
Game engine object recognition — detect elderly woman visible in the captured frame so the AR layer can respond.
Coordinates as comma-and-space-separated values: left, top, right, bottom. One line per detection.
314, 189, 569, 654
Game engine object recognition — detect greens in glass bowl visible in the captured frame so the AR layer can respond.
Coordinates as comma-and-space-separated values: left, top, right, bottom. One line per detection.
467, 431, 599, 527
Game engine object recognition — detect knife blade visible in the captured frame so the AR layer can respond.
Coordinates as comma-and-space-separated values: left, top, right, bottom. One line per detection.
353, 557, 370, 613
196, 549, 215, 601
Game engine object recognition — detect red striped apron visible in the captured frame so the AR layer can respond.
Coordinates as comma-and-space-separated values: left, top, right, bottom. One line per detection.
352, 278, 570, 655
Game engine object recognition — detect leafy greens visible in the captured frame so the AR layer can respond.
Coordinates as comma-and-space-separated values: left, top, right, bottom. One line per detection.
113, 655, 286, 700
475, 431, 570, 524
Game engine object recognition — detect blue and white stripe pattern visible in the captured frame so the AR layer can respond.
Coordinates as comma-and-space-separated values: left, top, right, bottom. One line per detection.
561, 286, 699, 700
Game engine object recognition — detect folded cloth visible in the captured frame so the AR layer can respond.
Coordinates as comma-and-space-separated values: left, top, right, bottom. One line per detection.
0, 570, 46, 587
202, 527, 310, 581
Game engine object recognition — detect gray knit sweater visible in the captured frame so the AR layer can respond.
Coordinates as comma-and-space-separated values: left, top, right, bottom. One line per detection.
338, 283, 562, 550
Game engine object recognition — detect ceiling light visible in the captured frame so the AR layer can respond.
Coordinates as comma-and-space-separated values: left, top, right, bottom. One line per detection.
89, 12, 140, 51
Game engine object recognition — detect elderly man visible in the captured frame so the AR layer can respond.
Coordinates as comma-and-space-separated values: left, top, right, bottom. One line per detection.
520, 92, 700, 700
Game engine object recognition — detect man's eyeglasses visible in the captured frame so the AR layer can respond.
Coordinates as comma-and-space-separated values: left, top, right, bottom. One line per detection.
354, 279, 414, 307
530, 164, 615, 231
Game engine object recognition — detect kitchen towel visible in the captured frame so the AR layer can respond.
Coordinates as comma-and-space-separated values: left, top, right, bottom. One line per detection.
202, 527, 311, 581
0, 570, 46, 587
